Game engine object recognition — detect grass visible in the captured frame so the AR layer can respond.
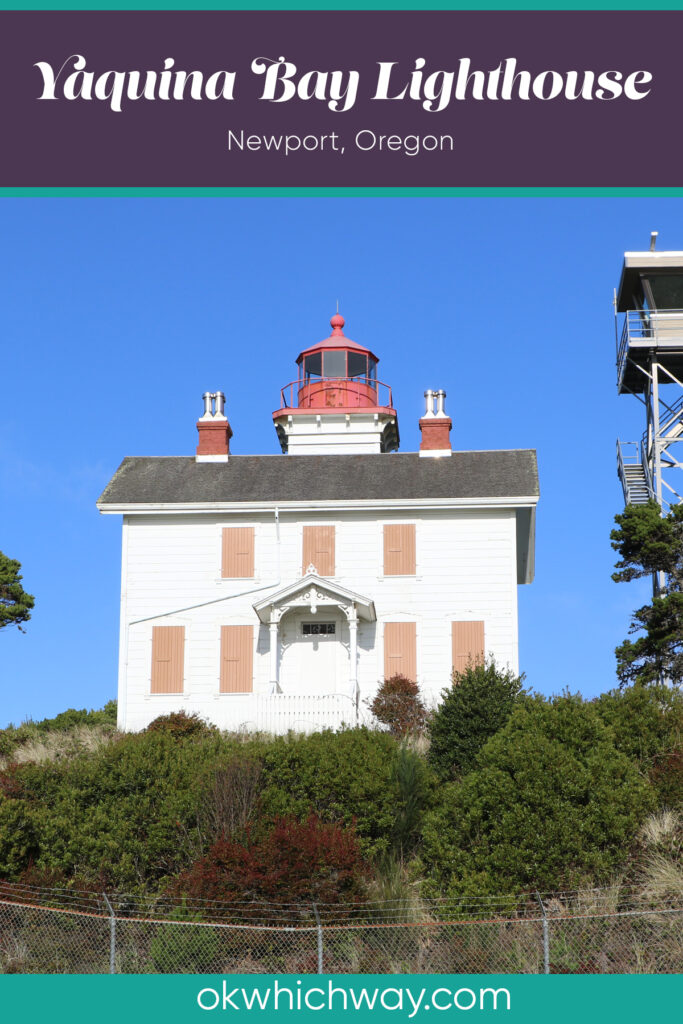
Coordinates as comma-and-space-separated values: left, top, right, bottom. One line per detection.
0, 723, 117, 769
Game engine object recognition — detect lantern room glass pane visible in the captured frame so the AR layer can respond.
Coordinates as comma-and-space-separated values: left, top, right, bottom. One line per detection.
304, 353, 322, 379
368, 358, 377, 385
347, 352, 367, 379
648, 275, 683, 310
323, 350, 346, 377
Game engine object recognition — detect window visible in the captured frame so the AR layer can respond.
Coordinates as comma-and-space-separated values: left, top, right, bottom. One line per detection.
220, 625, 253, 693
384, 622, 417, 681
304, 352, 322, 379
452, 621, 485, 675
222, 527, 255, 579
347, 351, 368, 379
383, 524, 416, 575
323, 350, 346, 377
302, 622, 336, 635
151, 626, 185, 694
644, 274, 683, 310
302, 525, 335, 576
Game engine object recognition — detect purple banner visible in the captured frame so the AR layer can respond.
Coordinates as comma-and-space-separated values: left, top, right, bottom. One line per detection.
0, 10, 679, 186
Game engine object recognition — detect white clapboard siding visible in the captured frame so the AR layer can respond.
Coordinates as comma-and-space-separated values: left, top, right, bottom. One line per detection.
120, 509, 519, 731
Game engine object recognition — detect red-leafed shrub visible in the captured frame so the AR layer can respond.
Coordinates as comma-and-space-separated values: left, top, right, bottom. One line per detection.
0, 864, 106, 908
651, 745, 683, 808
0, 764, 26, 800
369, 676, 428, 737
173, 815, 370, 906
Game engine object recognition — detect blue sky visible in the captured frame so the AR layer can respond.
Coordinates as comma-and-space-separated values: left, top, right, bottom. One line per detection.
0, 196, 676, 726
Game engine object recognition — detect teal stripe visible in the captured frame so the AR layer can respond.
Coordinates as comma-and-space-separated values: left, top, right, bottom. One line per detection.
1, 3, 683, 11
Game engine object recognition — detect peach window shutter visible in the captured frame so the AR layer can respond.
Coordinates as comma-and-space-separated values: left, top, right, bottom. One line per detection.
383, 524, 416, 575
220, 626, 254, 693
302, 525, 335, 576
384, 622, 417, 681
222, 527, 254, 578
151, 626, 185, 694
452, 621, 485, 675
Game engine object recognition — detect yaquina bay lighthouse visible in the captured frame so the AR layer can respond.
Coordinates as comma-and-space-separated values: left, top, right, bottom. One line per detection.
98, 313, 539, 734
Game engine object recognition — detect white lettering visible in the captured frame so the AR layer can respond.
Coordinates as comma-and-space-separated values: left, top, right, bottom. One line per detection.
197, 988, 219, 1011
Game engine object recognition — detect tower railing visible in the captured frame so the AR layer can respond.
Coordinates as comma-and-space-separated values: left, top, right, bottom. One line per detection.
616, 439, 637, 497
278, 377, 394, 410
617, 309, 683, 389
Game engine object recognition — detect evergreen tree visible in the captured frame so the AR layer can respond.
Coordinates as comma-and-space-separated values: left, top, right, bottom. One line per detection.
611, 501, 683, 685
0, 551, 34, 633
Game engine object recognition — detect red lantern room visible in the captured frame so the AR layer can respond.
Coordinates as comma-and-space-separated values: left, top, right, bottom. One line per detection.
273, 313, 400, 455
297, 313, 380, 410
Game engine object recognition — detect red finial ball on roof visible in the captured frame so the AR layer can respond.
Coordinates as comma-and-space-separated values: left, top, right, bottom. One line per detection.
330, 312, 345, 334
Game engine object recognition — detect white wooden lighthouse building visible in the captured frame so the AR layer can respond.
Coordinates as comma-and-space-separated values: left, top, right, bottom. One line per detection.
98, 314, 539, 734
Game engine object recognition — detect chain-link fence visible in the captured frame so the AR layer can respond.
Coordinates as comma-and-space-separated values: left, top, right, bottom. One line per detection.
0, 884, 681, 974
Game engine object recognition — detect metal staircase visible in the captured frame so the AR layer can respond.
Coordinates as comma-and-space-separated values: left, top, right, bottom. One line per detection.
622, 463, 651, 505
616, 377, 683, 510
617, 440, 653, 506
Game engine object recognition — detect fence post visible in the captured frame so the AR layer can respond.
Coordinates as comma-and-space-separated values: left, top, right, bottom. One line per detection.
312, 904, 323, 975
102, 893, 116, 975
535, 892, 550, 975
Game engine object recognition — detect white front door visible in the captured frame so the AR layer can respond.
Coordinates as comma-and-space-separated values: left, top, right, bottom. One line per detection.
280, 617, 340, 694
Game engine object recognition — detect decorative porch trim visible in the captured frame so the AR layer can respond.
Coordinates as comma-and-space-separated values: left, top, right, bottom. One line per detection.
253, 572, 376, 704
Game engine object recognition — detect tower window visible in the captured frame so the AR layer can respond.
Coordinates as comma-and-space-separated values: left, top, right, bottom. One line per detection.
645, 275, 683, 310
348, 351, 368, 378
304, 352, 322, 379
323, 350, 346, 377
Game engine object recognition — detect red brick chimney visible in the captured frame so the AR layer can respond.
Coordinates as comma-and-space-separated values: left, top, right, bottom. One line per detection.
196, 391, 233, 462
419, 389, 452, 457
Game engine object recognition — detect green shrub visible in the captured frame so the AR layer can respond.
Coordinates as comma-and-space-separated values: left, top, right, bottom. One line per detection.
149, 905, 221, 973
146, 711, 217, 740
0, 730, 232, 888
428, 659, 527, 778
422, 693, 655, 898
0, 724, 34, 759
260, 728, 407, 859
594, 684, 683, 764
390, 744, 433, 858
35, 701, 118, 734
0, 800, 42, 877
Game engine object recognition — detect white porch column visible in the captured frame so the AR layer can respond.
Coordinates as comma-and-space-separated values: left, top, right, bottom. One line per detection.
269, 609, 281, 694
347, 605, 359, 709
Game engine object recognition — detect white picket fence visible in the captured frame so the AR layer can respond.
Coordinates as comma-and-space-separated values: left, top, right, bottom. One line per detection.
228, 693, 361, 734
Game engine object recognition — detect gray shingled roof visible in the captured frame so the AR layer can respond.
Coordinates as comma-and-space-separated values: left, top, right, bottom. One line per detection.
97, 451, 539, 506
